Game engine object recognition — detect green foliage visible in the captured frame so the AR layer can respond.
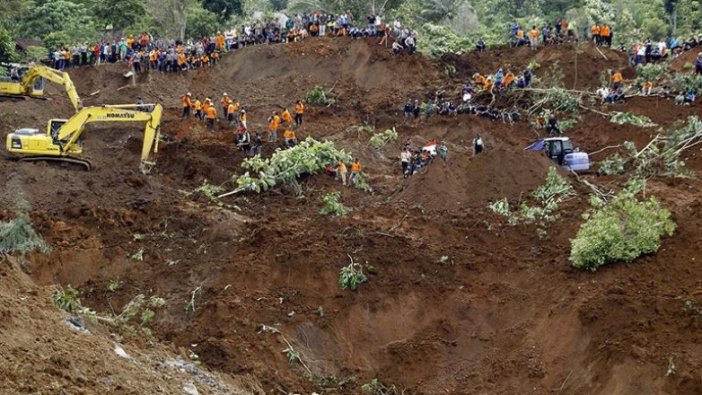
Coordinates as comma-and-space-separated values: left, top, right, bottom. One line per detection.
18, 0, 96, 45
114, 294, 166, 326
91, 0, 145, 31
339, 261, 367, 290
673, 74, 702, 94
305, 86, 335, 106
489, 197, 510, 216
236, 138, 352, 193
533, 167, 576, 203
635, 63, 667, 87
186, 6, 222, 39
130, 248, 144, 261
353, 172, 373, 193
610, 112, 656, 127
598, 153, 627, 175
320, 192, 350, 216
0, 25, 17, 63
107, 279, 123, 292
547, 88, 581, 113
52, 285, 82, 313
570, 184, 676, 271
369, 128, 398, 149
0, 211, 50, 255
417, 23, 473, 57
283, 347, 300, 365
201, 0, 243, 22
20, 46, 49, 63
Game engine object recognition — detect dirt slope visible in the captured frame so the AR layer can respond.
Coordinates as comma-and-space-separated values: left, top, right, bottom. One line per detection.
1, 37, 702, 395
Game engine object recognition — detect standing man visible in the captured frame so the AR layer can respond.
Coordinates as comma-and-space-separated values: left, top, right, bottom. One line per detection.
206, 105, 217, 129
294, 100, 304, 127
182, 92, 192, 118
336, 160, 348, 186
221, 93, 232, 117
473, 134, 484, 156
529, 25, 539, 51
349, 158, 362, 185
268, 111, 281, 142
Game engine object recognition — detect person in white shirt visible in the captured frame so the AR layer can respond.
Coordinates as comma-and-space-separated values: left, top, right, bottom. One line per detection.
401, 148, 411, 176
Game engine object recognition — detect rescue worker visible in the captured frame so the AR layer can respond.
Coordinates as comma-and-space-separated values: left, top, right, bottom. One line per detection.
283, 127, 297, 148
221, 93, 232, 117
349, 158, 362, 186
529, 25, 539, 50
193, 98, 203, 120
546, 116, 560, 136
294, 100, 304, 127
503, 71, 515, 89
281, 107, 293, 125
591, 24, 600, 45
268, 111, 281, 141
206, 104, 217, 129
227, 101, 237, 125
611, 70, 623, 90
642, 81, 653, 96
336, 160, 348, 185
182, 92, 192, 118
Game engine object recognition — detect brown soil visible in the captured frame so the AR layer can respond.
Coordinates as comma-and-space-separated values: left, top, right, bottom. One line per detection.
2, 37, 702, 394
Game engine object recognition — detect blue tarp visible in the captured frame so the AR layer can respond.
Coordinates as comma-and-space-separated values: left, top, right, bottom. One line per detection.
523, 139, 545, 151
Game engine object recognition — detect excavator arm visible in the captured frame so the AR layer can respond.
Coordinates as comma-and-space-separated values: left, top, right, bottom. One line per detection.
50, 104, 162, 172
20, 65, 83, 112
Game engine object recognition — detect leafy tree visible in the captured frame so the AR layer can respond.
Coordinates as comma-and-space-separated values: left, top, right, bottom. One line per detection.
18, 0, 96, 46
0, 25, 17, 63
269, 0, 288, 11
90, 0, 146, 32
186, 6, 222, 39
201, 0, 243, 22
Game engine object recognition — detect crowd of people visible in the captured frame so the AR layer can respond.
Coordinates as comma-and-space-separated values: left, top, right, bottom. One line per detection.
508, 18, 576, 50
180, 91, 306, 155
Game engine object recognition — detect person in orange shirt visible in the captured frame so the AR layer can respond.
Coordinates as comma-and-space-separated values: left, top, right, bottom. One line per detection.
294, 100, 304, 127
227, 102, 238, 124
201, 54, 210, 67
193, 98, 203, 120
591, 24, 600, 45
473, 73, 486, 88
349, 158, 362, 186
529, 25, 539, 50
336, 161, 347, 185
206, 105, 217, 129
216, 32, 225, 51
268, 111, 281, 141
202, 99, 211, 121
642, 81, 653, 96
503, 71, 515, 89
211, 50, 219, 65
177, 52, 186, 71
283, 127, 297, 147
600, 24, 611, 47
611, 70, 623, 89
281, 108, 293, 125
517, 29, 525, 46
182, 92, 192, 118
221, 93, 232, 117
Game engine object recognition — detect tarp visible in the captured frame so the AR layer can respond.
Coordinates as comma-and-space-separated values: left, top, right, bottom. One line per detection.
523, 139, 545, 151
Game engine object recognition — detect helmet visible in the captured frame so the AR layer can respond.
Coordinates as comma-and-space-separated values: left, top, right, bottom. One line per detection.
186, 92, 191, 96
223, 93, 228, 96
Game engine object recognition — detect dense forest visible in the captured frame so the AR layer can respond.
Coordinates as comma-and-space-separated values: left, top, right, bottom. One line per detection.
1, 0, 702, 61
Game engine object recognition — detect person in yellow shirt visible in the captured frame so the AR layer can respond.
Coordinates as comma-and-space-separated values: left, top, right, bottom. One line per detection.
227, 102, 237, 124
529, 25, 539, 50
281, 108, 293, 125
202, 99, 211, 121
193, 99, 203, 120
211, 50, 219, 65
294, 100, 304, 127
127, 35, 135, 49
268, 111, 281, 141
182, 92, 192, 118
336, 161, 347, 185
216, 32, 225, 51
349, 158, 362, 186
177, 52, 186, 71
283, 127, 297, 147
206, 105, 217, 129
503, 71, 515, 89
221, 93, 232, 117
611, 70, 623, 89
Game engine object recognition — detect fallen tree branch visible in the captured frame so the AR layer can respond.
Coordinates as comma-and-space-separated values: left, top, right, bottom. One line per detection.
588, 144, 622, 156
594, 45, 609, 60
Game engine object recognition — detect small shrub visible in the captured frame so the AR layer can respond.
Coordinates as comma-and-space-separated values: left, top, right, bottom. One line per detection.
570, 185, 676, 271
362, 378, 400, 395
305, 86, 336, 105
52, 285, 82, 313
320, 192, 350, 217
282, 347, 300, 365
339, 262, 367, 290
598, 153, 627, 175
533, 167, 575, 203
130, 248, 144, 261
0, 212, 50, 255
634, 63, 667, 87
353, 173, 372, 193
488, 198, 510, 216
369, 128, 398, 149
610, 112, 656, 127
107, 279, 123, 292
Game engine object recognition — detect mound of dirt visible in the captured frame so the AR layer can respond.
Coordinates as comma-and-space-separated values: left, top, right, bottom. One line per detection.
443, 43, 632, 90
395, 146, 556, 210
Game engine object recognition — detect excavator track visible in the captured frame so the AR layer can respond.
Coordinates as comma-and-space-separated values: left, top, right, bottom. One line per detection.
18, 156, 92, 171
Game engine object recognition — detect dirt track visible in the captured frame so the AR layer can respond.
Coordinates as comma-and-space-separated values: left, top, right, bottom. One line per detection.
1, 38, 702, 394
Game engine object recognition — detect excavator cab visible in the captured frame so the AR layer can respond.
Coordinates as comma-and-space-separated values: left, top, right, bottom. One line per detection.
543, 137, 574, 165
49, 119, 68, 143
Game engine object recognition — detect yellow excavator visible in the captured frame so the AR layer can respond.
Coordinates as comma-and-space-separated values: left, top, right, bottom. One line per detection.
6, 104, 162, 173
0, 63, 82, 112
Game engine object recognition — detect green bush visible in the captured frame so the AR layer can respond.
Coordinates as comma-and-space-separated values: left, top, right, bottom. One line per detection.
598, 153, 627, 175
20, 45, 49, 63
305, 86, 335, 106
320, 192, 350, 217
369, 128, 398, 149
570, 187, 676, 271
339, 261, 366, 290
634, 63, 667, 87
0, 212, 50, 255
417, 23, 472, 57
